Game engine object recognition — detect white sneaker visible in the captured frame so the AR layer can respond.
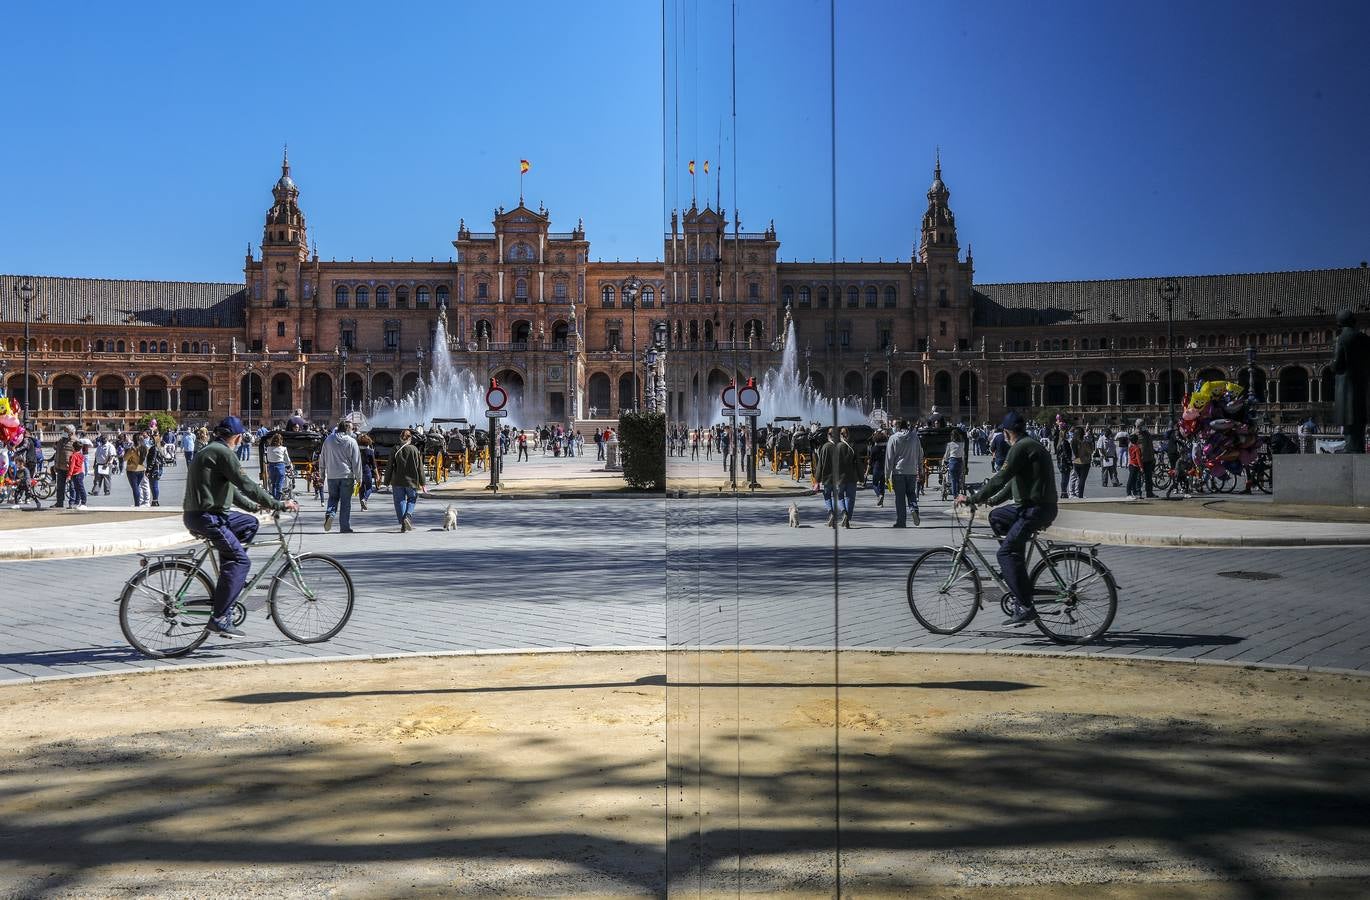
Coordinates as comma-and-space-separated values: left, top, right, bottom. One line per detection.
77, 504, 88, 510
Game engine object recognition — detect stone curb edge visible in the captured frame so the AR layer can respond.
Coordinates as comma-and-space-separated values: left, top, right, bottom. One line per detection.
3, 643, 1364, 689
1044, 525, 1370, 549
0, 531, 197, 562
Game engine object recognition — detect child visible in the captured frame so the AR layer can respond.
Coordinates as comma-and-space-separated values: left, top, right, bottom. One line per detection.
68, 439, 89, 510
1126, 436, 1143, 500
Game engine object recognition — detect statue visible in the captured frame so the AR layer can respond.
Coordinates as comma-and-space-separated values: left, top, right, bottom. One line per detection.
1331, 310, 1370, 453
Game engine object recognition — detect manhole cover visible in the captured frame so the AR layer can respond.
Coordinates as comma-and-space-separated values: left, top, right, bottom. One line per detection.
1217, 571, 1282, 581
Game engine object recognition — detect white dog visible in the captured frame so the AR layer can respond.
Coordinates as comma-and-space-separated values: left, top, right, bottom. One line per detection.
442, 505, 458, 531
787, 502, 800, 528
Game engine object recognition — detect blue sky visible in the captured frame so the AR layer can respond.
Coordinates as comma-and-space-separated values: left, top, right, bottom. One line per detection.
1, 0, 1366, 284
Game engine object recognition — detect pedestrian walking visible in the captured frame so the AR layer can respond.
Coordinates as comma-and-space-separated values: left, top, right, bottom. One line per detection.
517, 430, 529, 461
264, 432, 289, 500
868, 428, 888, 507
384, 428, 425, 532
50, 425, 75, 509
124, 441, 146, 507
319, 420, 362, 533
946, 426, 967, 499
144, 435, 165, 506
1052, 422, 1073, 499
1097, 430, 1118, 487
1126, 435, 1144, 499
357, 433, 378, 511
1135, 419, 1157, 498
886, 418, 923, 527
1068, 426, 1090, 498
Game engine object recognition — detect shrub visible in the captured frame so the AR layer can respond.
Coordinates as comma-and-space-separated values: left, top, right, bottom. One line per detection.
618, 411, 665, 491
135, 412, 178, 434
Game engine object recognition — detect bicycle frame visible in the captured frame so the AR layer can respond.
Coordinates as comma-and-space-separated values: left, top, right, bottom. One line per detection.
150, 514, 313, 618
944, 506, 1080, 602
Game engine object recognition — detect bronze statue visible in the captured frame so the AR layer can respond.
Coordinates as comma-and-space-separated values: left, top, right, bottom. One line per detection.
1331, 310, 1370, 453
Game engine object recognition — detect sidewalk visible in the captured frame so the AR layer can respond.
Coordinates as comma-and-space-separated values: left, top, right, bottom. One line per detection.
1046, 505, 1370, 547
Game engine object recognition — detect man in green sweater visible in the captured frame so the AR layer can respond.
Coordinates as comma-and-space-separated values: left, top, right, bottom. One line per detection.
956, 411, 1058, 626
183, 416, 298, 637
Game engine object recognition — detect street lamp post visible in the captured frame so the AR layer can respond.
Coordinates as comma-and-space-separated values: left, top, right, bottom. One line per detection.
1159, 280, 1180, 431
14, 278, 35, 427
623, 277, 641, 412
885, 341, 896, 418
1246, 346, 1259, 402
339, 347, 349, 418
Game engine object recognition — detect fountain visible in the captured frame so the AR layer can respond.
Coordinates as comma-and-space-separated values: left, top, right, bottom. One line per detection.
367, 306, 522, 428
755, 318, 866, 426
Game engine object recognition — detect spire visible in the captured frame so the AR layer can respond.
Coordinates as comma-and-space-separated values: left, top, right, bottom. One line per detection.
919, 151, 957, 257
282, 143, 289, 176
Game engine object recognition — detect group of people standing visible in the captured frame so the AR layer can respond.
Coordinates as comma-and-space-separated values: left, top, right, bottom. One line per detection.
37, 424, 208, 510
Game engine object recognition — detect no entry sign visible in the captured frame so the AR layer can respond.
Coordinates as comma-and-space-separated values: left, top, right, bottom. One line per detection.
486, 384, 508, 411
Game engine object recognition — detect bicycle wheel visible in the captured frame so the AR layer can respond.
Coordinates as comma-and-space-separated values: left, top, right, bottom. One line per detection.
119, 560, 213, 658
1029, 551, 1117, 644
270, 552, 355, 643
1208, 469, 1236, 493
1152, 466, 1173, 492
906, 547, 982, 634
32, 474, 54, 500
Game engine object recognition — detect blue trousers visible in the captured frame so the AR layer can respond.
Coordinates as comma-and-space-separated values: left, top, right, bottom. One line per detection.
891, 473, 919, 526
947, 458, 964, 498
393, 486, 417, 524
988, 504, 1057, 609
326, 477, 354, 530
821, 481, 857, 518
267, 462, 288, 500
183, 510, 259, 618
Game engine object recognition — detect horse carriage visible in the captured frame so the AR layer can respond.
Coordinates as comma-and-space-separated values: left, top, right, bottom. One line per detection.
916, 425, 964, 499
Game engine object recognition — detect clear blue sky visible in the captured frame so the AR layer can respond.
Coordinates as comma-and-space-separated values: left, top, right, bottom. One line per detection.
2, 0, 1366, 284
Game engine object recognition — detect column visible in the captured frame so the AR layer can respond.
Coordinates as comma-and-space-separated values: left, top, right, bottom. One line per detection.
175, 388, 183, 412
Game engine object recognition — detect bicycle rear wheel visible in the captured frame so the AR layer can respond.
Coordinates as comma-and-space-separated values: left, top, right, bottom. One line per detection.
1029, 551, 1117, 644
119, 561, 213, 658
270, 553, 355, 643
32, 473, 54, 500
907, 547, 981, 634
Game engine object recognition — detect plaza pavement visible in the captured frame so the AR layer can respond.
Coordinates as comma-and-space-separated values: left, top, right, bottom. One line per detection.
2, 454, 1369, 683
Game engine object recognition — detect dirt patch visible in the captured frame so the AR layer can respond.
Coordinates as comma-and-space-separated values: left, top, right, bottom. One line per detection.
0, 651, 1366, 897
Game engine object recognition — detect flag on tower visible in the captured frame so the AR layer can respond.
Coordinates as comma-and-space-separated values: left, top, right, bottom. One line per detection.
703, 160, 709, 174
520, 159, 531, 174
688, 160, 695, 175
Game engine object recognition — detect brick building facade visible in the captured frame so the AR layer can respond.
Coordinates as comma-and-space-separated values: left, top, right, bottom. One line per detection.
3, 154, 1366, 432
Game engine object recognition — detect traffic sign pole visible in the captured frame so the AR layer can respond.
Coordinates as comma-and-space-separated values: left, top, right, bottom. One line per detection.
485, 379, 504, 493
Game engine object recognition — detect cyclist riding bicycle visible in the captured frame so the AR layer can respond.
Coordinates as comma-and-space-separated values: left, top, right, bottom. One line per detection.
955, 411, 1058, 626
183, 416, 299, 637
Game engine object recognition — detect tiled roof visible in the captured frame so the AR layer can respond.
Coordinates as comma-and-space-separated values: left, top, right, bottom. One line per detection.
973, 267, 1370, 328
0, 274, 246, 328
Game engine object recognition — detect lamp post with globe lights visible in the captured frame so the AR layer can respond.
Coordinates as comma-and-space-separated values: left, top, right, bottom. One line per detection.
13, 278, 36, 427
623, 277, 641, 411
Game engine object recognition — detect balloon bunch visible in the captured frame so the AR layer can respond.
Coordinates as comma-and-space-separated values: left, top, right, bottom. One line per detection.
0, 393, 25, 449
1178, 380, 1262, 474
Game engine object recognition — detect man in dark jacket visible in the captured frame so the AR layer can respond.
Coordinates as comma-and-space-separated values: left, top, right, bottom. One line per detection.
814, 427, 859, 528
384, 429, 426, 532
959, 412, 1059, 626
183, 416, 296, 636
1332, 310, 1370, 453
50, 425, 75, 509
1135, 419, 1157, 497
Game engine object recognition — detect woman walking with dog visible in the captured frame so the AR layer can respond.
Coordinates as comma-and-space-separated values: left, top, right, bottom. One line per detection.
384, 429, 425, 533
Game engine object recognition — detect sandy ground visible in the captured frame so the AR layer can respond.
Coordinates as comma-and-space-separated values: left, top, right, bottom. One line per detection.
0, 651, 1367, 898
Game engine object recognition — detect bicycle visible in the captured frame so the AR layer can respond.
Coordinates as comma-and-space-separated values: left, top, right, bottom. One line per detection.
906, 503, 1119, 644
117, 512, 354, 658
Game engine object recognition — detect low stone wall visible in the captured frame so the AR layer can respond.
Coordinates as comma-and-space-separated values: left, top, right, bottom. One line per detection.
1275, 453, 1370, 506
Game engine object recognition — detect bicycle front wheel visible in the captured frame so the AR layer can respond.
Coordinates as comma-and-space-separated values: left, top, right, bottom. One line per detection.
119, 560, 214, 658
1029, 551, 1117, 644
907, 547, 982, 634
32, 474, 54, 500
270, 553, 355, 643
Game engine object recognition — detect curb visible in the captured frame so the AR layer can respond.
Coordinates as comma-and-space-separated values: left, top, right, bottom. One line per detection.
2, 644, 1365, 688
1044, 524, 1370, 549
0, 530, 196, 562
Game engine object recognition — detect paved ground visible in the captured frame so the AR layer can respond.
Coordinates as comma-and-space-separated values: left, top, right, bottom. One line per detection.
2, 455, 1368, 681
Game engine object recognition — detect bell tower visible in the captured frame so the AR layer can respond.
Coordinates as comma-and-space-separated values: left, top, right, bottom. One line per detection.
248, 148, 312, 358
914, 151, 973, 352
263, 148, 308, 260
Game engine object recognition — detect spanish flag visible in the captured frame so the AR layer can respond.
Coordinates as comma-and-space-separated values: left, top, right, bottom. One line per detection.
520, 159, 531, 174
703, 160, 710, 174
688, 160, 695, 175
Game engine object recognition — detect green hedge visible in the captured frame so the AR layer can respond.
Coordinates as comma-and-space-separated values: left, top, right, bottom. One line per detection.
134, 412, 178, 434
618, 411, 665, 491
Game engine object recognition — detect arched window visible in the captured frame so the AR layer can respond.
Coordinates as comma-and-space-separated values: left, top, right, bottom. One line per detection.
436, 285, 449, 306
376, 285, 390, 308
782, 285, 794, 306
415, 286, 430, 307
514, 278, 528, 300
139, 341, 148, 353
116, 341, 125, 353
193, 341, 202, 353
159, 341, 168, 353
818, 287, 829, 308
181, 341, 190, 353
798, 286, 811, 307
642, 286, 655, 306
865, 286, 878, 308
355, 286, 369, 308
553, 280, 568, 300
396, 286, 409, 308
335, 285, 349, 308
884, 285, 897, 307
846, 286, 859, 307
602, 284, 616, 307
